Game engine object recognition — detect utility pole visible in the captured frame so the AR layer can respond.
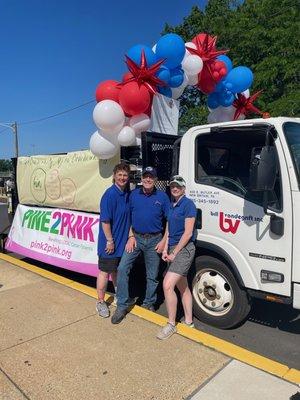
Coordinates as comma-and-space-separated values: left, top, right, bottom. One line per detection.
0, 121, 19, 159
12, 122, 19, 159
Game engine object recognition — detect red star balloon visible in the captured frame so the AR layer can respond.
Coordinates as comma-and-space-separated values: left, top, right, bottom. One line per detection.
233, 91, 270, 120
186, 33, 228, 85
121, 50, 166, 95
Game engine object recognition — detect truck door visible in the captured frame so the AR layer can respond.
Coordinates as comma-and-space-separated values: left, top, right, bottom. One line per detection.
183, 124, 293, 298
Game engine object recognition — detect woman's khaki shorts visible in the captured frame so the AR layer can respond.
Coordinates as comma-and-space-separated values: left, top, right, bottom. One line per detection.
167, 242, 195, 277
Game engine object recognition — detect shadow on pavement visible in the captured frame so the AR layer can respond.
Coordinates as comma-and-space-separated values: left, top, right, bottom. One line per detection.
9, 255, 300, 337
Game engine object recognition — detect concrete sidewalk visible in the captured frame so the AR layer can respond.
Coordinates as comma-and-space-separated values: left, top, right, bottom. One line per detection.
0, 258, 299, 400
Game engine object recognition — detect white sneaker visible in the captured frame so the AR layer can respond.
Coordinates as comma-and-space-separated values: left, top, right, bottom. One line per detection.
96, 301, 110, 318
182, 321, 194, 328
156, 323, 177, 340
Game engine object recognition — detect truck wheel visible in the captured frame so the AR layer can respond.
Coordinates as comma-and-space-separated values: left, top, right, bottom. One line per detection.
192, 256, 251, 329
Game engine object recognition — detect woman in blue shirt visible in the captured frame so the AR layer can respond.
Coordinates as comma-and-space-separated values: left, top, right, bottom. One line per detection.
157, 175, 196, 340
96, 163, 131, 318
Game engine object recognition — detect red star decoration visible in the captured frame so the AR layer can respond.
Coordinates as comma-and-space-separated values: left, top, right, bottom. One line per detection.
233, 91, 270, 120
186, 34, 229, 83
120, 50, 166, 95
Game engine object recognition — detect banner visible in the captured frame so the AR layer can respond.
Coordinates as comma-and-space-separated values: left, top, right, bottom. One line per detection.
6, 204, 99, 277
17, 150, 119, 213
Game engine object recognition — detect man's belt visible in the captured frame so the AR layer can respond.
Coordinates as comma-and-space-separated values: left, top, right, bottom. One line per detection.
134, 231, 161, 239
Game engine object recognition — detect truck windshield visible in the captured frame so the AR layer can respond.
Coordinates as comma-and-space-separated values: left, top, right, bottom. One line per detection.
283, 122, 300, 187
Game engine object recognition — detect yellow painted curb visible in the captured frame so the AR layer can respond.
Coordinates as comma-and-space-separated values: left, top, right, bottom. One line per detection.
0, 253, 73, 285
1, 253, 299, 385
284, 368, 300, 385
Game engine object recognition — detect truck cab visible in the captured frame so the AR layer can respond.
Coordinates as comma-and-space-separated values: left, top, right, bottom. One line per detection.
141, 117, 300, 328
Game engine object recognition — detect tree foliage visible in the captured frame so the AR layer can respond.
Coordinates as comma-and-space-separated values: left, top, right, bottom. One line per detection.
164, 0, 300, 130
0, 159, 13, 172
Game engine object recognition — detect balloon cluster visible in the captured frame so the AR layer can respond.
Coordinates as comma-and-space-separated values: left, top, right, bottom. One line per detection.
90, 32, 264, 159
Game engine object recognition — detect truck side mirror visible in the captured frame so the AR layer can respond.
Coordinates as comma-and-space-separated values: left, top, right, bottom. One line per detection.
249, 146, 277, 191
270, 214, 284, 236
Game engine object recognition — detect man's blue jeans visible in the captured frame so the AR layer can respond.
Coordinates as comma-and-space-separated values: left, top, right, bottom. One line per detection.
116, 234, 162, 310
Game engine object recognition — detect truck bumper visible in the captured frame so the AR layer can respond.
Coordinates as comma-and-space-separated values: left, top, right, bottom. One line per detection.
293, 283, 300, 309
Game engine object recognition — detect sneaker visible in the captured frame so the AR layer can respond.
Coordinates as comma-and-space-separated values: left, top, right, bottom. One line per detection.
182, 321, 194, 328
96, 301, 110, 318
111, 307, 127, 324
156, 323, 177, 340
141, 304, 155, 312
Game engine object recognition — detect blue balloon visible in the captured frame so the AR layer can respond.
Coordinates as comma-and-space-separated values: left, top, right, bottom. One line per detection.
225, 66, 253, 94
156, 66, 171, 83
218, 90, 235, 107
126, 44, 157, 66
217, 55, 233, 73
158, 86, 172, 98
169, 67, 184, 88
156, 33, 185, 69
214, 80, 226, 93
207, 93, 220, 109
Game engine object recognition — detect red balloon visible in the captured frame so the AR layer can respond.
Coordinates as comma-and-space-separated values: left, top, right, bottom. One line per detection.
192, 33, 216, 51
213, 60, 227, 77
122, 72, 133, 82
95, 80, 120, 103
119, 81, 151, 116
198, 67, 216, 94
144, 93, 154, 117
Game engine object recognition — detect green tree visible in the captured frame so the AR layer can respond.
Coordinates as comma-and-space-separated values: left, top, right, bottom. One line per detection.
163, 0, 300, 130
0, 159, 13, 172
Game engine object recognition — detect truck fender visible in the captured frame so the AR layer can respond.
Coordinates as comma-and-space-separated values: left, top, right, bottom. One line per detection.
195, 240, 247, 288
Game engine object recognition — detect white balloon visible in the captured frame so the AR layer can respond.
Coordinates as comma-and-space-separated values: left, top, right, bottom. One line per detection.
171, 73, 189, 99
241, 89, 250, 99
89, 131, 119, 160
207, 106, 245, 124
187, 74, 199, 86
152, 44, 157, 53
135, 131, 142, 146
129, 113, 151, 133
185, 42, 196, 52
93, 100, 125, 133
181, 72, 189, 87
171, 86, 185, 99
207, 111, 217, 124
182, 55, 203, 76
118, 126, 136, 146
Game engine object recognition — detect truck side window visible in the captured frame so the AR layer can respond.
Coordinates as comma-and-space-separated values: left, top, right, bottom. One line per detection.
195, 134, 282, 211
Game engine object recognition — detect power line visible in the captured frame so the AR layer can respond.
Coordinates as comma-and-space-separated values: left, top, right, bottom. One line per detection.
18, 99, 95, 126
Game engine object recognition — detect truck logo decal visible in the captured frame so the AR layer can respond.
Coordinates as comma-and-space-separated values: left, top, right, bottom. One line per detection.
249, 252, 286, 262
219, 212, 240, 234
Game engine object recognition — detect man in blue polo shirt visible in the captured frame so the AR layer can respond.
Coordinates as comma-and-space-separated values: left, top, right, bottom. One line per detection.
111, 166, 170, 324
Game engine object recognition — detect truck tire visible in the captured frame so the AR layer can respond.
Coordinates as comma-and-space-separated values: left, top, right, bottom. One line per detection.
192, 256, 251, 329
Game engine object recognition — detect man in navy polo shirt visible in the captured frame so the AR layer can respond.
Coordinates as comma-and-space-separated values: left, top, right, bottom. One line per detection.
111, 166, 170, 324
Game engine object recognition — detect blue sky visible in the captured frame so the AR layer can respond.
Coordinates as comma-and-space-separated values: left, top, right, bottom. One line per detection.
0, 0, 207, 159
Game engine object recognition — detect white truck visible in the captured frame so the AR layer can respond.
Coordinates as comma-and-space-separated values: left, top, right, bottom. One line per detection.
6, 116, 300, 329
131, 116, 300, 328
